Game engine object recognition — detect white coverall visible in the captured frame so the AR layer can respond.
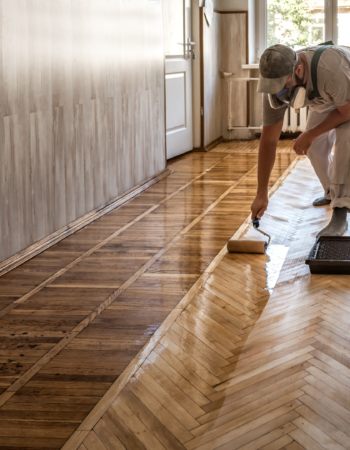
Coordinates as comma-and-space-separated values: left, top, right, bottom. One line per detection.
306, 109, 350, 210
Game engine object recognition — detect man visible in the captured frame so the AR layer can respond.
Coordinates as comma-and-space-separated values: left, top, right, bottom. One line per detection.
251, 43, 350, 237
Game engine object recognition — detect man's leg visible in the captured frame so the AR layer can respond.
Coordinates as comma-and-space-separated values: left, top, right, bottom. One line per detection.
317, 120, 350, 237
306, 110, 335, 205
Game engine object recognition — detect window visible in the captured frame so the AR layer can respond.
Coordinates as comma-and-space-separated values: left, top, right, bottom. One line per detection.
267, 0, 325, 50
338, 0, 350, 45
257, 0, 350, 61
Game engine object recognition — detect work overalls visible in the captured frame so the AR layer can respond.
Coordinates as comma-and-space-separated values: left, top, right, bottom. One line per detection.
307, 110, 350, 209
301, 45, 350, 210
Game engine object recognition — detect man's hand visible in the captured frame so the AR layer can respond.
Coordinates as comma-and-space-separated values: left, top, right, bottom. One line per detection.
295, 104, 350, 151
293, 130, 314, 155
251, 193, 269, 220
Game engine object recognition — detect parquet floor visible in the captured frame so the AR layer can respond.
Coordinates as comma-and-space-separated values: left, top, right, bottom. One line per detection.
0, 140, 297, 449
71, 157, 350, 449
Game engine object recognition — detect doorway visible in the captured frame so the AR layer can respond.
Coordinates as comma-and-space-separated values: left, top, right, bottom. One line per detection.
163, 0, 194, 159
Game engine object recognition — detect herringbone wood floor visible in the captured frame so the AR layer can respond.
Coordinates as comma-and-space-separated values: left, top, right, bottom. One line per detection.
0, 140, 297, 449
76, 157, 350, 450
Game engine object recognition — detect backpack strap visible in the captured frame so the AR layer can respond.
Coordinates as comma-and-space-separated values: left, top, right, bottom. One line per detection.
308, 44, 333, 100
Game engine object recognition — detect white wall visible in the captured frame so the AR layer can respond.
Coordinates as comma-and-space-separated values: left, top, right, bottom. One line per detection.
248, 0, 256, 63
216, 0, 248, 10
192, 0, 202, 148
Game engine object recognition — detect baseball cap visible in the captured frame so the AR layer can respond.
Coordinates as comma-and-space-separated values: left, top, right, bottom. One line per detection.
257, 44, 298, 94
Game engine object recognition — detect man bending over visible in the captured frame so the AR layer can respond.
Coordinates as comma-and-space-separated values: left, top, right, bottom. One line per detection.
251, 43, 350, 237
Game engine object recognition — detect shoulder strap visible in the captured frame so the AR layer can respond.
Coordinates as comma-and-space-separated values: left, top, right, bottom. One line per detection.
308, 44, 333, 100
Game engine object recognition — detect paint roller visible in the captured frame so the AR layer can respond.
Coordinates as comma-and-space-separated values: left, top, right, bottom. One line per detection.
227, 218, 271, 254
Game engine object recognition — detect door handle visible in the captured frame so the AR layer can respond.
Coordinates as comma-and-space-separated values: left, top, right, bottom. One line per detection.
186, 38, 195, 59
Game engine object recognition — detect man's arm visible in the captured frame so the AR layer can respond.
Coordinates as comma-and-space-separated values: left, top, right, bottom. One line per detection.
293, 103, 350, 155
251, 119, 284, 220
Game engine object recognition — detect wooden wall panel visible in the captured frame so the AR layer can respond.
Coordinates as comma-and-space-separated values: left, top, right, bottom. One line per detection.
202, 12, 222, 147
201, 11, 248, 146
0, 0, 166, 264
220, 13, 248, 137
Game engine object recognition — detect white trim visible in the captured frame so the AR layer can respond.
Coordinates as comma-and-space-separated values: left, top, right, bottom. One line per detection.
257, 0, 266, 60
228, 126, 262, 130
242, 63, 259, 69
333, 0, 338, 44
325, 0, 333, 42
325, 0, 338, 43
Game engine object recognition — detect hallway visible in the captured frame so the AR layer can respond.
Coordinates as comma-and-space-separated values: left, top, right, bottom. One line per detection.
0, 140, 295, 448
2, 139, 350, 449
74, 154, 350, 450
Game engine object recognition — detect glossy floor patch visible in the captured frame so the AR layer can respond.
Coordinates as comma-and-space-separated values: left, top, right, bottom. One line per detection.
0, 140, 297, 449
76, 158, 350, 450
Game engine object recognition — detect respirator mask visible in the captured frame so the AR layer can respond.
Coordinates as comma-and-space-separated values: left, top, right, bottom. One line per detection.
268, 56, 306, 111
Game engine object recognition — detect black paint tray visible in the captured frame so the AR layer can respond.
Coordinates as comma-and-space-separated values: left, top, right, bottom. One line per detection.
306, 236, 350, 274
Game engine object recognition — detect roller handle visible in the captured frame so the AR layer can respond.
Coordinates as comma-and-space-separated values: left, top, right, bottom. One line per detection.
252, 217, 271, 249
252, 217, 260, 229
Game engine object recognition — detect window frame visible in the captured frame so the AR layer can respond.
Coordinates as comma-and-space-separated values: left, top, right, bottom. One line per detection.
256, 0, 339, 62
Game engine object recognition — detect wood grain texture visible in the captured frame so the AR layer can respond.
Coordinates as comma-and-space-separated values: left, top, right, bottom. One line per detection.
77, 155, 350, 450
202, 10, 221, 148
0, 0, 166, 264
201, 10, 248, 145
0, 168, 172, 278
0, 140, 298, 449
194, 136, 224, 153
220, 13, 248, 135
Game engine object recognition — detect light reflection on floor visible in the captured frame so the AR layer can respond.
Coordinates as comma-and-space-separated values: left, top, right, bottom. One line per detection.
238, 222, 290, 295
265, 245, 289, 294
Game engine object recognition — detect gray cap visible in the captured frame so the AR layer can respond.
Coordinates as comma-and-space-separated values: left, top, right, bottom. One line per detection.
257, 44, 298, 94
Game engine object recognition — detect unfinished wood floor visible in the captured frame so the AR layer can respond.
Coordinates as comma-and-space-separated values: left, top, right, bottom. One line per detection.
0, 140, 297, 449
72, 157, 350, 450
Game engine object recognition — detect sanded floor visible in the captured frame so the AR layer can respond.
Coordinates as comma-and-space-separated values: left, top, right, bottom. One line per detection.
0, 140, 297, 449
74, 157, 350, 450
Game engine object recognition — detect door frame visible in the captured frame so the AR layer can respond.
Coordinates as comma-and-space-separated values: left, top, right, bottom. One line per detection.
199, 8, 249, 150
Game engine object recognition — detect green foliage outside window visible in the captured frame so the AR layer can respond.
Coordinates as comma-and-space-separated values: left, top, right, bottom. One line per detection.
267, 0, 324, 49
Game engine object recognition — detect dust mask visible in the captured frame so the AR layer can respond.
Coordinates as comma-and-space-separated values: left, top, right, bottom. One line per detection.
268, 86, 306, 110
268, 57, 306, 111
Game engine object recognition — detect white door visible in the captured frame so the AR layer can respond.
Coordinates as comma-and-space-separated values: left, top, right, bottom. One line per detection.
163, 0, 194, 159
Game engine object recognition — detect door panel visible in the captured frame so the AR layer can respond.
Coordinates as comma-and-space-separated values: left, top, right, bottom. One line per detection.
166, 73, 186, 131
163, 0, 185, 57
163, 0, 193, 159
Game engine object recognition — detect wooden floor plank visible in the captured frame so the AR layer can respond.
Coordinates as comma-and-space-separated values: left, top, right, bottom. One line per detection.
153, 343, 216, 397
94, 419, 127, 450
119, 386, 185, 450
291, 416, 346, 450
213, 412, 298, 450
147, 350, 211, 407
295, 404, 350, 449
236, 423, 295, 450
5, 141, 350, 450
127, 377, 194, 444
285, 442, 306, 450
77, 155, 350, 450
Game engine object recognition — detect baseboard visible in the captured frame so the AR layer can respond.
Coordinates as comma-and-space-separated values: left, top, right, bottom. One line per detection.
167, 149, 194, 163
254, 132, 301, 140
206, 136, 224, 150
193, 136, 224, 152
0, 168, 172, 278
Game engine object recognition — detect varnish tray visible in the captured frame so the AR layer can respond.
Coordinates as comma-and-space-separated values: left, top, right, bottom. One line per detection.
306, 236, 350, 274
